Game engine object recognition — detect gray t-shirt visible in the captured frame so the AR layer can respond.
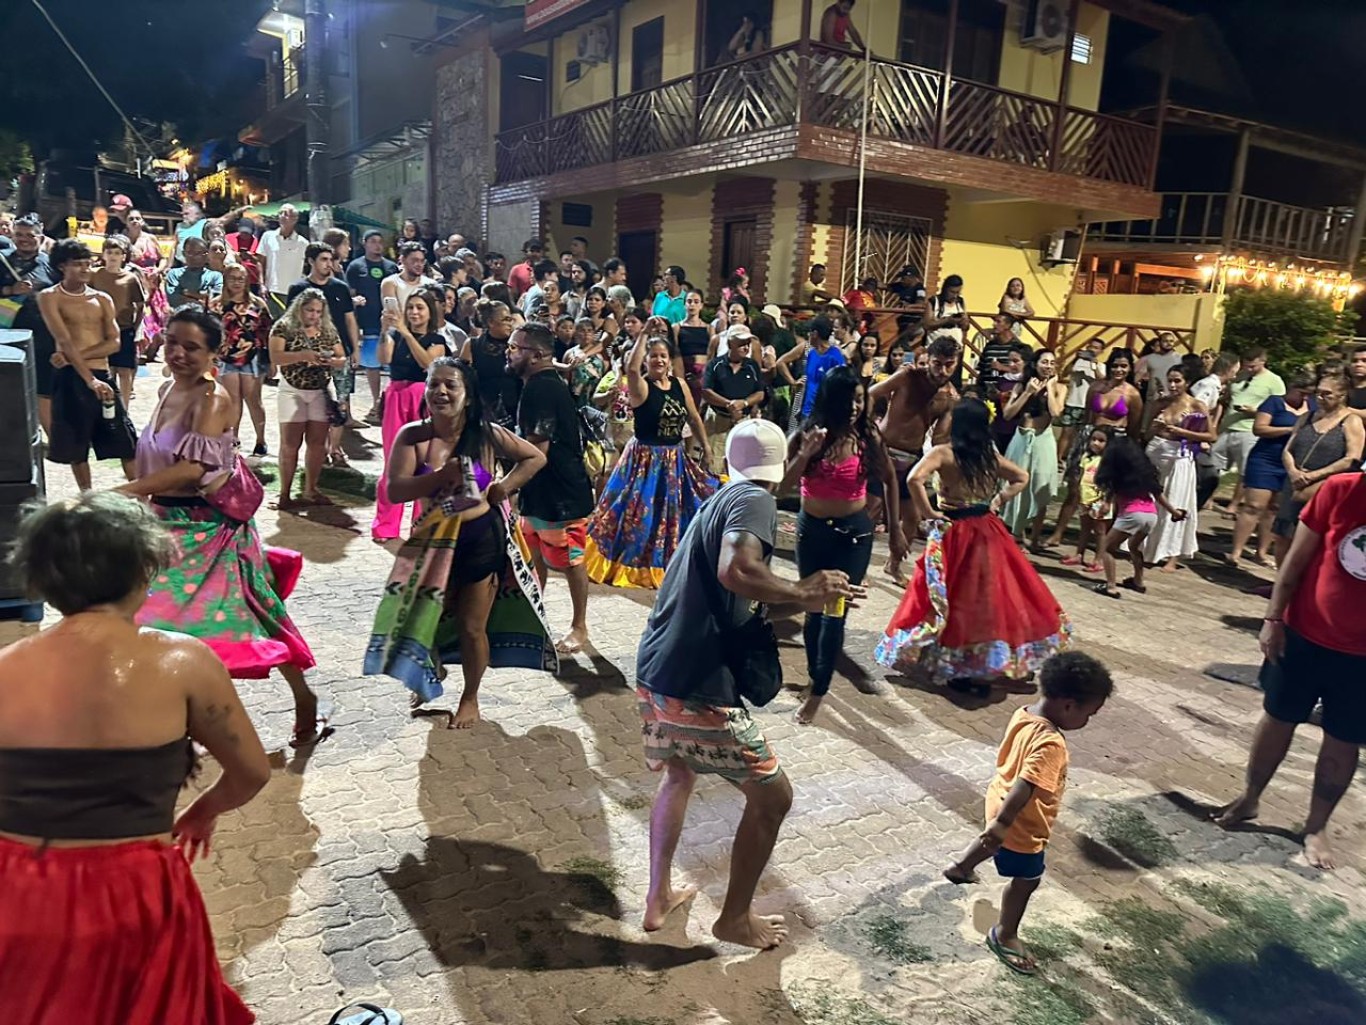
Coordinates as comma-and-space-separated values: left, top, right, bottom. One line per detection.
1141, 351, 1182, 399
636, 481, 776, 706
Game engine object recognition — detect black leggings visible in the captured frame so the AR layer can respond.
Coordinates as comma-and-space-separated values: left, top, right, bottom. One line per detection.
796, 509, 874, 696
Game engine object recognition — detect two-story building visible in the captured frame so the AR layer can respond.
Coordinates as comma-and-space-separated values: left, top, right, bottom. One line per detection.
437, 0, 1179, 318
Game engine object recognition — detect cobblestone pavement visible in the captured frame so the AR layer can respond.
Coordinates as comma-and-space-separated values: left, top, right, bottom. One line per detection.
6, 379, 1366, 1025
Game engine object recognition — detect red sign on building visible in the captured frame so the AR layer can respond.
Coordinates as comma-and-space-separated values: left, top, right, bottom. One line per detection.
524, 0, 592, 31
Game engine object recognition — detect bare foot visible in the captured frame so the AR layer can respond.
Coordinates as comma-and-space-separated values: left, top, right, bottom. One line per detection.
453, 694, 480, 729
712, 912, 788, 950
555, 627, 589, 655
1303, 830, 1337, 870
883, 559, 907, 585
942, 864, 978, 885
1160, 561, 1179, 574
643, 885, 699, 931
304, 491, 335, 506
271, 496, 305, 512
795, 694, 823, 725
1213, 795, 1259, 828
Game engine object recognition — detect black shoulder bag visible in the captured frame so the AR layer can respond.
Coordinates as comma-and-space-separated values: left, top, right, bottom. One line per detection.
710, 577, 784, 708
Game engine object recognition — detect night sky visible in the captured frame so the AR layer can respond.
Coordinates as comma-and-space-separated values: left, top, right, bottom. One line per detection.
4, 1, 1364, 155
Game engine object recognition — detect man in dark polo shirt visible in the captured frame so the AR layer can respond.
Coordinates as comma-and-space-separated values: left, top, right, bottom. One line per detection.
702, 324, 766, 467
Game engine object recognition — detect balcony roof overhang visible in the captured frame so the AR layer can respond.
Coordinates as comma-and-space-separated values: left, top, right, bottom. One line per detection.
1126, 105, 1366, 172
490, 124, 1160, 221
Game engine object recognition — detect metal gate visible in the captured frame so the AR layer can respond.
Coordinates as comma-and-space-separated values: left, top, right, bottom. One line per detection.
840, 209, 932, 297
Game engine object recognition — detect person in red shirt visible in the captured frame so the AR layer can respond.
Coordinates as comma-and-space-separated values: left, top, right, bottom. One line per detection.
506, 237, 544, 302
1217, 472, 1366, 870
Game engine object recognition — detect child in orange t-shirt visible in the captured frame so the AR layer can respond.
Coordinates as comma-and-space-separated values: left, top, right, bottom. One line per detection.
943, 651, 1114, 975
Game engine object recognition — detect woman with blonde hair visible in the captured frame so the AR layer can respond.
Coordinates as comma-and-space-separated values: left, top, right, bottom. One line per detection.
268, 287, 349, 510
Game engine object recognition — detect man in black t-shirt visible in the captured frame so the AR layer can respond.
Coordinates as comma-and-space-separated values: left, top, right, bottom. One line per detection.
508, 323, 596, 654
288, 242, 360, 445
1349, 343, 1366, 419
635, 418, 855, 949
345, 230, 398, 423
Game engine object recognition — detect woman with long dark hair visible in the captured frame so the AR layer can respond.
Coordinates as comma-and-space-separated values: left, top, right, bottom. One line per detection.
1044, 348, 1143, 547
673, 288, 711, 407
584, 331, 716, 588
1142, 364, 1215, 571
372, 288, 448, 540
460, 298, 521, 428
365, 358, 555, 726
120, 306, 324, 745
877, 398, 1071, 691
785, 365, 906, 723
1000, 348, 1067, 549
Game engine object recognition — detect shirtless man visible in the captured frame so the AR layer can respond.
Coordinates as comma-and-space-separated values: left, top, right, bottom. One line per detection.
36, 239, 138, 489
868, 335, 960, 580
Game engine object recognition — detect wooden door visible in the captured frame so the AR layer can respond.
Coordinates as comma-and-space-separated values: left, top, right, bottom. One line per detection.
721, 218, 757, 292
617, 230, 658, 302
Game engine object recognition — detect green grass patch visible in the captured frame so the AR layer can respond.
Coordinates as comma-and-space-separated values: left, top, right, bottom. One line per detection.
613, 792, 652, 811
862, 914, 933, 965
1095, 807, 1179, 868
1025, 922, 1085, 964
1009, 975, 1095, 1025
788, 985, 901, 1025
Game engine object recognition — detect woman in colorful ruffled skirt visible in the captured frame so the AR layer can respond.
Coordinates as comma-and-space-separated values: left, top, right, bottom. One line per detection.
876, 398, 1071, 689
364, 358, 557, 727
584, 330, 717, 588
120, 306, 325, 746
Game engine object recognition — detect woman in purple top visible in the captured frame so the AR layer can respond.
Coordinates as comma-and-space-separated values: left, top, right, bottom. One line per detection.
118, 306, 326, 747
364, 358, 557, 728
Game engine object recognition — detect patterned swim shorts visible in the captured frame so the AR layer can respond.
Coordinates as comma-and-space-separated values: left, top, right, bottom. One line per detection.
637, 686, 783, 786
520, 516, 588, 571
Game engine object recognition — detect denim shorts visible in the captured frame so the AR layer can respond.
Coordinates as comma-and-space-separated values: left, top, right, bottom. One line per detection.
218, 359, 263, 377
358, 334, 385, 370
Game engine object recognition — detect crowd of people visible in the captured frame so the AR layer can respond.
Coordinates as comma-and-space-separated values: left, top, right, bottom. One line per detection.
2, 196, 1366, 1018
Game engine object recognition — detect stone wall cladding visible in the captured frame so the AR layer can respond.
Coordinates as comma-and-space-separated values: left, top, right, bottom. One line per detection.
709, 178, 776, 303
433, 52, 491, 241
790, 180, 819, 305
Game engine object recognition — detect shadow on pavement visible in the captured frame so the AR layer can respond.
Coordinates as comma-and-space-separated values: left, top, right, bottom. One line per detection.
381, 836, 715, 972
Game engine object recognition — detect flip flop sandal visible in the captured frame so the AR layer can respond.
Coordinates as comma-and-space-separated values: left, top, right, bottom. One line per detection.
1060, 555, 1083, 566
290, 700, 335, 749
1120, 577, 1147, 594
987, 926, 1037, 976
1092, 582, 1121, 599
1083, 562, 1103, 573
328, 1004, 403, 1025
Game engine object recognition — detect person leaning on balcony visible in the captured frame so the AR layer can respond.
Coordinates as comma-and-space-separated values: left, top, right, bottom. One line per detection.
998, 278, 1034, 339
722, 15, 766, 63
802, 263, 837, 307
821, 0, 865, 49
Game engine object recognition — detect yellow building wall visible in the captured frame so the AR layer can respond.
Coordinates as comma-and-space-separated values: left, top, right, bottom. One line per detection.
768, 179, 802, 303
541, 194, 616, 264
659, 184, 714, 282
551, 23, 614, 115
997, 3, 1108, 111
941, 197, 1080, 318
1066, 293, 1227, 350
771, 0, 802, 47
618, 0, 696, 94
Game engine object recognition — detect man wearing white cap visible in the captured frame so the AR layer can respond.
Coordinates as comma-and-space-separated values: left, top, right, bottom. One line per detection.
702, 324, 766, 466
635, 418, 857, 951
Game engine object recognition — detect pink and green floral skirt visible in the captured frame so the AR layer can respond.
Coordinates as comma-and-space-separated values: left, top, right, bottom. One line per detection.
137, 499, 315, 678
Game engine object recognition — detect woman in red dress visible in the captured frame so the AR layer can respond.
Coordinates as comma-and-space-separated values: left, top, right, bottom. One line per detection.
876, 398, 1071, 690
0, 492, 268, 1025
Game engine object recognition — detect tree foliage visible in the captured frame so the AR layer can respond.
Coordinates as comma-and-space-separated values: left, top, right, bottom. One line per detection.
1220, 288, 1340, 372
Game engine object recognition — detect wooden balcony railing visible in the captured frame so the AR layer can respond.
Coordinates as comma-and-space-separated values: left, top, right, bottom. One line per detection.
787, 305, 1198, 364
1093, 191, 1356, 264
493, 43, 1157, 189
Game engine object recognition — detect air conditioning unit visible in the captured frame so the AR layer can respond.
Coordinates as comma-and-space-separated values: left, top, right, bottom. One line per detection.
1021, 0, 1069, 52
576, 24, 611, 66
1041, 228, 1081, 267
